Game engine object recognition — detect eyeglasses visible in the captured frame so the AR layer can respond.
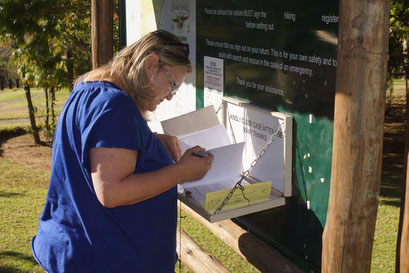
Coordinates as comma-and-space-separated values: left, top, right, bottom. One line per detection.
159, 60, 179, 95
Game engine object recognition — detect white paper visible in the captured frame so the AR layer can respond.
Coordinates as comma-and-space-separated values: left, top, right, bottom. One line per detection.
226, 102, 285, 191
178, 124, 231, 151
182, 142, 245, 187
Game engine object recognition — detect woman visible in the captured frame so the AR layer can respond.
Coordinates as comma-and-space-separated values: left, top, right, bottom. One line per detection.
32, 30, 213, 273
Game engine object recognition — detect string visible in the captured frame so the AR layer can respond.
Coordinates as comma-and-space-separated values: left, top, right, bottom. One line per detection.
178, 201, 183, 272
239, 185, 251, 206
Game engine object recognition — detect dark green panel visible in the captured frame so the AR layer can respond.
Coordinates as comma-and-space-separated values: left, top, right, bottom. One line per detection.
196, 1, 338, 271
118, 0, 127, 50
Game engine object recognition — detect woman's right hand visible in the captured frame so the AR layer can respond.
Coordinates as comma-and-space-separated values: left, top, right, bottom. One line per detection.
176, 146, 214, 182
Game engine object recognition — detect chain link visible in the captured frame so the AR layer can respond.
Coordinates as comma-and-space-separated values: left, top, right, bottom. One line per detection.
214, 123, 284, 214
215, 102, 224, 114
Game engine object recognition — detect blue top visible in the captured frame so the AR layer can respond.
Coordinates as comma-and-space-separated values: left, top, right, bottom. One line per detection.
32, 81, 177, 273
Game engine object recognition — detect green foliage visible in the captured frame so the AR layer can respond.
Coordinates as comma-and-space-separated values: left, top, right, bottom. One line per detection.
0, 0, 92, 90
0, 52, 18, 83
389, 0, 409, 80
0, 0, 95, 138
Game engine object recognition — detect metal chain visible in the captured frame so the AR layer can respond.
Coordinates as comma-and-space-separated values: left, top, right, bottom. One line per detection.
214, 123, 284, 214
215, 101, 224, 114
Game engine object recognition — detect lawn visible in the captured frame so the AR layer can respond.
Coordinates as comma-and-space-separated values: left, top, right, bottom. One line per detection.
0, 88, 70, 122
0, 157, 49, 272
0, 87, 406, 272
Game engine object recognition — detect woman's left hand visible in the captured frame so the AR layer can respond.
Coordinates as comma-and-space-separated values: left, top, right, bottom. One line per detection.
155, 133, 182, 162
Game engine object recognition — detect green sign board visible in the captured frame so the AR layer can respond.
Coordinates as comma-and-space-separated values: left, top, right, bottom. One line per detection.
196, 1, 338, 270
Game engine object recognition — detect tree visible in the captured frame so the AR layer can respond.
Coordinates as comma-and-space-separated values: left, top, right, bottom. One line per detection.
389, 0, 409, 97
0, 0, 92, 142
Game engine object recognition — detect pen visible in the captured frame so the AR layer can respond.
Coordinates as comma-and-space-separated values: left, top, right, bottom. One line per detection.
192, 151, 208, 157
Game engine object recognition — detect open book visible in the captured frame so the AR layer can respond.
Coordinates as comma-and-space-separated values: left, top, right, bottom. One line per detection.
161, 103, 291, 222
177, 124, 272, 213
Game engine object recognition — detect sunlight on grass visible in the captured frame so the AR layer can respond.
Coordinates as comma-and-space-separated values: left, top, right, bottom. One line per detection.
0, 157, 49, 272
0, 123, 35, 132
371, 196, 400, 273
0, 88, 70, 110
176, 210, 260, 273
0, 88, 43, 103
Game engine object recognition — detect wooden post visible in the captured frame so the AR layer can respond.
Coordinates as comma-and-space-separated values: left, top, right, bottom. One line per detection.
91, 0, 113, 69
321, 0, 389, 272
399, 78, 409, 272
179, 201, 304, 273
177, 227, 230, 273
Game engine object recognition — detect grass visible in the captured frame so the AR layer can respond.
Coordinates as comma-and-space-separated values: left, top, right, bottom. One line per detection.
177, 210, 259, 273
0, 85, 406, 272
0, 123, 31, 132
372, 198, 400, 272
0, 88, 69, 121
0, 158, 49, 272
0, 110, 63, 121
0, 88, 43, 103
371, 168, 403, 272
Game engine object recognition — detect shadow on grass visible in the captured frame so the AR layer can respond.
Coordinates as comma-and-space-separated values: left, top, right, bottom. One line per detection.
0, 127, 52, 155
0, 127, 28, 157
380, 97, 405, 207
0, 266, 24, 273
0, 191, 24, 198
0, 127, 28, 142
0, 251, 39, 272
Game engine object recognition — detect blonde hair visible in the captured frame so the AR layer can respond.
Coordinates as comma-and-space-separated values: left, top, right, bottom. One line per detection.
75, 30, 191, 108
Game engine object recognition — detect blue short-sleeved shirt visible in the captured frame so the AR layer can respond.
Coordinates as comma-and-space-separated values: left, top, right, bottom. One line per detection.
32, 81, 177, 273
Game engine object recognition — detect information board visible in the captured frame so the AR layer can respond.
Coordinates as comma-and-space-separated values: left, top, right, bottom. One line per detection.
197, 0, 338, 118
197, 1, 339, 271
126, 0, 197, 132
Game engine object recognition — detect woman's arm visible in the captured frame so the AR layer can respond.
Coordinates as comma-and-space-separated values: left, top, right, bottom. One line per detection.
90, 146, 212, 208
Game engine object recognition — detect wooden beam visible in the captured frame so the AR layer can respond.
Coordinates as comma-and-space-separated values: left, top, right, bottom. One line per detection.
91, 0, 113, 69
177, 227, 230, 273
321, 0, 390, 272
179, 201, 304, 273
399, 78, 409, 272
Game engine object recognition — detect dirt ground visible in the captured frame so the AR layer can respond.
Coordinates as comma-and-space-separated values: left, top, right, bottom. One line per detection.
0, 131, 53, 172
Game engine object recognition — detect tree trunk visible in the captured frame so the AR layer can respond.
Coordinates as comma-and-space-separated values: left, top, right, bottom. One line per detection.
66, 50, 74, 86
23, 84, 41, 145
321, 0, 389, 272
44, 87, 50, 133
50, 87, 56, 126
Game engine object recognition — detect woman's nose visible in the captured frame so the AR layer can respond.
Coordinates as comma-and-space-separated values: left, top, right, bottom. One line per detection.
165, 93, 174, 101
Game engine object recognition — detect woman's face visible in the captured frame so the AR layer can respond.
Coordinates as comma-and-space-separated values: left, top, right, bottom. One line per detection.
144, 62, 188, 112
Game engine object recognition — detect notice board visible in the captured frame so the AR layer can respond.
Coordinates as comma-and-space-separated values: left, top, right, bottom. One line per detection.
196, 1, 338, 271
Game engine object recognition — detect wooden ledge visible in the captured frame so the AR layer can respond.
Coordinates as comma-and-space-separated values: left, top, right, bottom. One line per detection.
178, 201, 304, 273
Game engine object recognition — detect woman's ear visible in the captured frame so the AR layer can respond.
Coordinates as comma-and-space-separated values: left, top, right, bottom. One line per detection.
145, 53, 160, 72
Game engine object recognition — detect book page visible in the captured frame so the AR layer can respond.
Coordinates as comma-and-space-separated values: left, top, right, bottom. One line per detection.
182, 142, 245, 187
178, 124, 232, 151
